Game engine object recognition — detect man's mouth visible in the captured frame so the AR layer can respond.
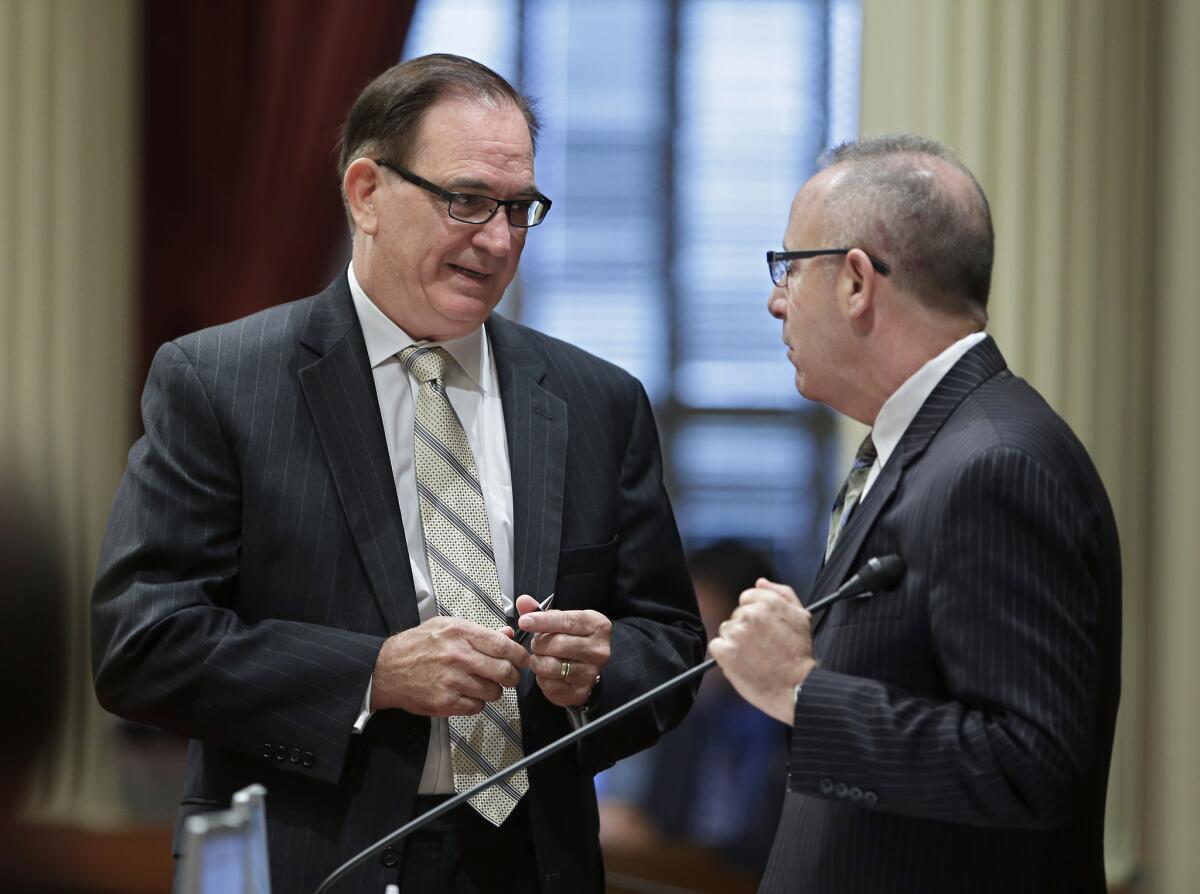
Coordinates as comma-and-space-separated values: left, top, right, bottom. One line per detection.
449, 263, 489, 281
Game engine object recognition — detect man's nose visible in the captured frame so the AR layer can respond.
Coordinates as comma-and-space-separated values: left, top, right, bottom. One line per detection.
767, 286, 787, 320
472, 210, 516, 256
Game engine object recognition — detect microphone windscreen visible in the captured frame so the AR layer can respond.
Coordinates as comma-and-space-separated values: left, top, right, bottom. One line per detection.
860, 555, 904, 591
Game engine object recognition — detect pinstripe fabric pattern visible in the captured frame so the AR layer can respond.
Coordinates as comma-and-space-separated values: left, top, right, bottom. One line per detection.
762, 337, 1121, 893
91, 275, 705, 894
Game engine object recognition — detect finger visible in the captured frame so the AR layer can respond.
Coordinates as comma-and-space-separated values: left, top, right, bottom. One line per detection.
708, 635, 730, 666
466, 625, 530, 668
459, 674, 504, 703
535, 678, 590, 707
462, 651, 523, 688
519, 608, 608, 637
708, 633, 746, 672
440, 696, 485, 718
733, 594, 810, 628
738, 586, 784, 607
529, 654, 597, 682
529, 630, 606, 661
725, 607, 778, 638
428, 670, 503, 709
754, 577, 800, 602
439, 630, 522, 685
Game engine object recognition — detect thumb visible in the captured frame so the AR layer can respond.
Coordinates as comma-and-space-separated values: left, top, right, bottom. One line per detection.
515, 594, 542, 616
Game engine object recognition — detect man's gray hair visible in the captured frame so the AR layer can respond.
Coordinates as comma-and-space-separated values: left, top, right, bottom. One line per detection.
817, 134, 993, 320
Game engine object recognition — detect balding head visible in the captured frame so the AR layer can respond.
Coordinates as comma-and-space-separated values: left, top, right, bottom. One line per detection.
816, 134, 993, 323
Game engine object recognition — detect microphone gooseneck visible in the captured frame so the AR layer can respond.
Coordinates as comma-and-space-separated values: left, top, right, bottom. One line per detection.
313, 554, 905, 894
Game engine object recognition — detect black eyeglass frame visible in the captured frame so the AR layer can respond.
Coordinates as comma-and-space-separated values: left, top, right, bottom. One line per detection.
766, 249, 891, 286
375, 159, 552, 228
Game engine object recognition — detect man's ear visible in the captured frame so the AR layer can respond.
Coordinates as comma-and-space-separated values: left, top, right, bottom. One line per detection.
344, 158, 383, 235
840, 247, 879, 321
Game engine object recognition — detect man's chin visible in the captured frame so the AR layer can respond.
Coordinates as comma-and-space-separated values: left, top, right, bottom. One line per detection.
429, 292, 501, 336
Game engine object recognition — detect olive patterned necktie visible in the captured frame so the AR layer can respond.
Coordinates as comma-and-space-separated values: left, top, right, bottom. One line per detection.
399, 343, 527, 826
825, 433, 878, 561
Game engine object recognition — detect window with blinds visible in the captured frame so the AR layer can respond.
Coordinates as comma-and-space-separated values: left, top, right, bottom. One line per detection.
405, 0, 862, 584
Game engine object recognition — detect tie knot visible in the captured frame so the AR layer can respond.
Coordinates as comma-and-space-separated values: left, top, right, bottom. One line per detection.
399, 344, 453, 384
853, 432, 877, 468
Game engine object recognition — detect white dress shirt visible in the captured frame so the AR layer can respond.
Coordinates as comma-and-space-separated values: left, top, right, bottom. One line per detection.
347, 262, 515, 794
859, 331, 988, 501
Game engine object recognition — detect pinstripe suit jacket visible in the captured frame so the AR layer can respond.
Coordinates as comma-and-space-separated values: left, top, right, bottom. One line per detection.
760, 337, 1121, 893
92, 275, 704, 894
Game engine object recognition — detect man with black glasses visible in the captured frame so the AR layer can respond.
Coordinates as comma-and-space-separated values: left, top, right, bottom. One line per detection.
709, 134, 1120, 892
93, 54, 703, 894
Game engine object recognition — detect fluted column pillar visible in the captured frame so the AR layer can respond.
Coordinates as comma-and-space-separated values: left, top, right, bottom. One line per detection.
857, 0, 1159, 882
1145, 2, 1200, 890
0, 0, 138, 824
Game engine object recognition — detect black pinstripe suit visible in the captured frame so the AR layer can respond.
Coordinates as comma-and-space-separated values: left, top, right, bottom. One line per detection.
92, 275, 704, 893
760, 337, 1120, 893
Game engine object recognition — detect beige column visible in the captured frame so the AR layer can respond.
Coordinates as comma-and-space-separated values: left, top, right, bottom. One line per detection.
857, 0, 1160, 882
1145, 1, 1200, 890
0, 0, 138, 824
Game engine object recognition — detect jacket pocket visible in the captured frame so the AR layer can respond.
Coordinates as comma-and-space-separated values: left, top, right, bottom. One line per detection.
557, 535, 618, 577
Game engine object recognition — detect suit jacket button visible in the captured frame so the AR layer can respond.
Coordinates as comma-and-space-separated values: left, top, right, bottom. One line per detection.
380, 846, 400, 868
302, 751, 316, 768
864, 790, 878, 806
819, 777, 835, 795
849, 786, 864, 801
274, 744, 288, 761
834, 782, 849, 799
289, 747, 301, 764
261, 743, 273, 759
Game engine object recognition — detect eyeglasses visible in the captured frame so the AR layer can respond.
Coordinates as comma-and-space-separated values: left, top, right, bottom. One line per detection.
375, 160, 552, 228
766, 249, 891, 287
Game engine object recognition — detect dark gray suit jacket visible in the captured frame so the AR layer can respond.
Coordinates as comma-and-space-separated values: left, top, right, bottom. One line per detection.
761, 337, 1121, 893
92, 275, 705, 893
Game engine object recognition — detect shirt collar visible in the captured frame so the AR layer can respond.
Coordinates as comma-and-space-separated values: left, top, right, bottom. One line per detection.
347, 262, 486, 389
871, 331, 988, 468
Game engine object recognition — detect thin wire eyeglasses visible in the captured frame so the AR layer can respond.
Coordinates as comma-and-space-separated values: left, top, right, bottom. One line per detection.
767, 249, 891, 287
375, 160, 551, 228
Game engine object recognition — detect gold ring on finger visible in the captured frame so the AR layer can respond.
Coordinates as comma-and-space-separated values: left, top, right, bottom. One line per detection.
559, 659, 571, 681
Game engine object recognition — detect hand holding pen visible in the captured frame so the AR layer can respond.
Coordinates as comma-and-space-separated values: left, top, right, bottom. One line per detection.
515, 592, 610, 708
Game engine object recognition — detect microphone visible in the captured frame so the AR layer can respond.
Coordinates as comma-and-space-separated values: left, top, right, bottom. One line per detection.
805, 554, 905, 614
313, 555, 905, 893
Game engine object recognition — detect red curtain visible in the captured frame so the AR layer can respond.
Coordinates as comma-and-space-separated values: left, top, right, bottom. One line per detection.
140, 0, 417, 374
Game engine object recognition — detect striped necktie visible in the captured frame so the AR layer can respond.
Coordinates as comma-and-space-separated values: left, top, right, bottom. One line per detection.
825, 433, 877, 561
399, 343, 527, 826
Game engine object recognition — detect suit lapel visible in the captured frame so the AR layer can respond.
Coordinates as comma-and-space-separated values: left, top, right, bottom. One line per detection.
298, 277, 419, 633
486, 315, 568, 607
809, 336, 1009, 634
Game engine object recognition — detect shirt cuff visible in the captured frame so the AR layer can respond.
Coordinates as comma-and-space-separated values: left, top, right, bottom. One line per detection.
565, 706, 587, 730
353, 677, 374, 734
565, 675, 603, 729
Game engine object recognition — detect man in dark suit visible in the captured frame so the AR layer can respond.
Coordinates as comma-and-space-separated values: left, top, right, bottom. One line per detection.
92, 54, 704, 894
709, 134, 1121, 892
